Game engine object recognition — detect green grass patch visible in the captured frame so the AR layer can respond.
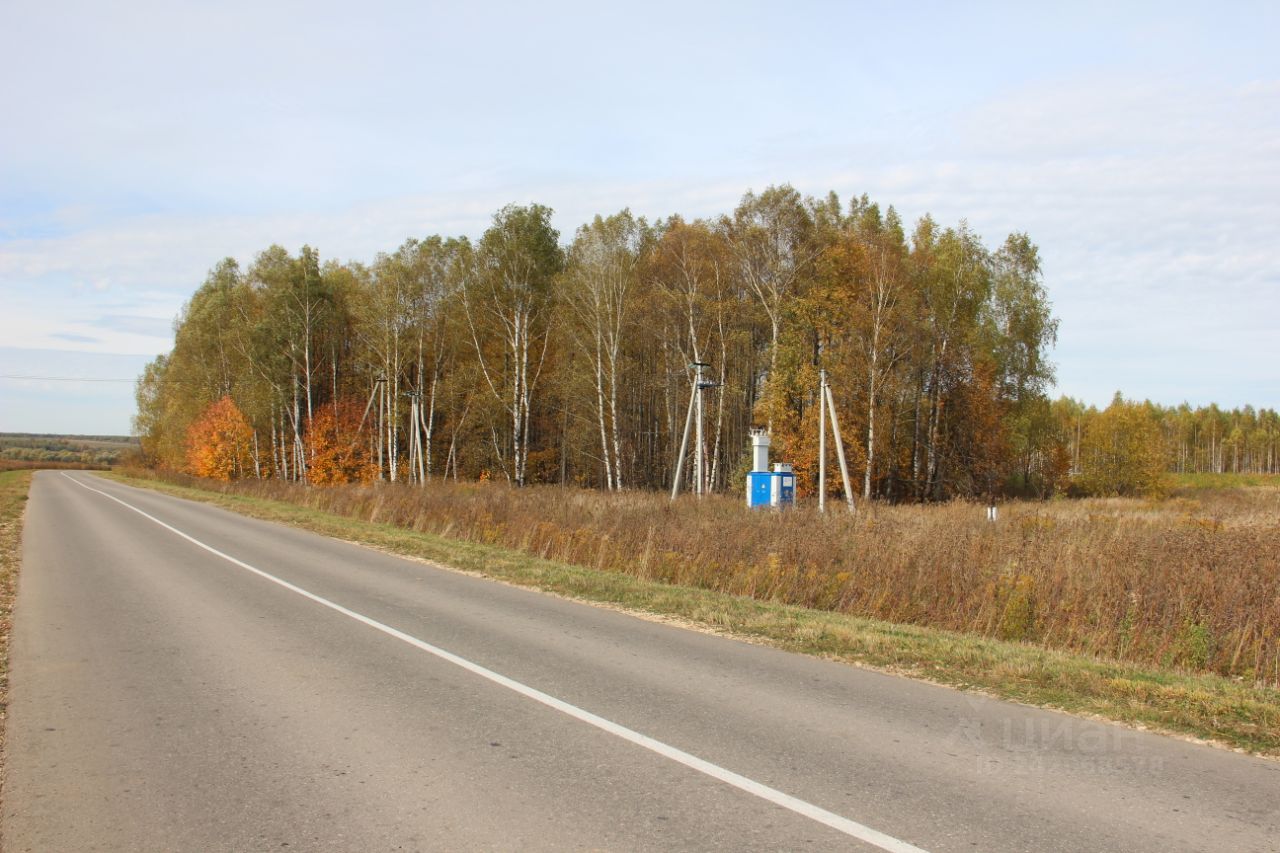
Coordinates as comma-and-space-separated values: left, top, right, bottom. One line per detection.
1173, 471, 1280, 491
105, 471, 1280, 756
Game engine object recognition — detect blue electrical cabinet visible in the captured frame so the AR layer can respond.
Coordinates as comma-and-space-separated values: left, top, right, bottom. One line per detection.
747, 471, 772, 507
771, 468, 795, 506
747, 466, 795, 508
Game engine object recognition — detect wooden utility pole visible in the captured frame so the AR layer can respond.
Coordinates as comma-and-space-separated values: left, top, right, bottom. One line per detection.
817, 370, 855, 512
825, 380, 855, 510
819, 369, 827, 514
671, 362, 718, 500
694, 362, 706, 496
670, 374, 697, 501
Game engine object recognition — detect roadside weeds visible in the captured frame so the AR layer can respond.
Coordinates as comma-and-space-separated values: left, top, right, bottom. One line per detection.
0, 470, 34, 822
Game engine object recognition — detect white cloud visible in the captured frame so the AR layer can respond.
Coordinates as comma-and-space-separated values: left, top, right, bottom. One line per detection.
4, 71, 1279, 414
793, 75, 1280, 409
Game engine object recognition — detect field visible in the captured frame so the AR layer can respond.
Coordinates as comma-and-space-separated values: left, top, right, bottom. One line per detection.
1173, 472, 1280, 490
126, 471, 1280, 687
0, 433, 137, 469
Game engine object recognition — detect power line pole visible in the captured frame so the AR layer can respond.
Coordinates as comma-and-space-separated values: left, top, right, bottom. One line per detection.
671, 362, 719, 500
819, 369, 827, 514
694, 361, 706, 496
825, 377, 855, 511
818, 370, 855, 512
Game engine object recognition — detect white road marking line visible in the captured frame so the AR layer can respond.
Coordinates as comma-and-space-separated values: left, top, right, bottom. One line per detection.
64, 472, 929, 853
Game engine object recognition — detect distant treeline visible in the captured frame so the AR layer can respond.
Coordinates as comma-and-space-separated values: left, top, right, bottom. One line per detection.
1048, 397, 1279, 498
0, 434, 138, 468
0, 433, 137, 445
133, 185, 1273, 500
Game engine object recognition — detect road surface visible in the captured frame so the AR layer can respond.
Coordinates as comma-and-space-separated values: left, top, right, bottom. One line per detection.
4, 471, 1278, 851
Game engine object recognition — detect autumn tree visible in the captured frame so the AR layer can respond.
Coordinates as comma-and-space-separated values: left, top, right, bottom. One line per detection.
913, 219, 992, 499
402, 236, 467, 483
134, 354, 174, 467
307, 399, 377, 486
563, 210, 645, 490
1077, 395, 1168, 497
814, 199, 913, 499
984, 232, 1058, 492
463, 204, 563, 486
648, 216, 744, 493
185, 396, 254, 480
357, 251, 412, 481
951, 359, 1009, 499
135, 260, 257, 472
242, 245, 341, 482
727, 185, 817, 427
136, 190, 1084, 502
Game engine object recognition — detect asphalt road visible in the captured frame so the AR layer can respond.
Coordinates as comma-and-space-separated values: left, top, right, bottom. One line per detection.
4, 471, 1278, 852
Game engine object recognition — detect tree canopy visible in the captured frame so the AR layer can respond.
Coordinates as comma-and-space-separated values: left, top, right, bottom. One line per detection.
135, 187, 1277, 498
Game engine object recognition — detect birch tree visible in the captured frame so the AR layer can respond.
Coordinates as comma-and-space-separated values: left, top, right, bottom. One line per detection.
650, 217, 736, 492
134, 193, 1077, 499
249, 245, 332, 481
400, 236, 466, 482
563, 210, 643, 490
359, 254, 414, 481
727, 185, 817, 425
462, 204, 563, 486
817, 200, 913, 499
854, 205, 913, 499
984, 232, 1058, 490
914, 220, 990, 499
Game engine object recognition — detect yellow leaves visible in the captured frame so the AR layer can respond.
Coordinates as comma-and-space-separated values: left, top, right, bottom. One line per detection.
308, 400, 377, 487
1077, 398, 1169, 497
185, 396, 253, 481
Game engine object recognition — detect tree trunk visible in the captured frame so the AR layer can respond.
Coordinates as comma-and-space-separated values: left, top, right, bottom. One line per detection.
594, 326, 613, 490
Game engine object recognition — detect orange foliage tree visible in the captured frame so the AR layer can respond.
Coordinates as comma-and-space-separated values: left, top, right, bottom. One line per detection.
953, 359, 1009, 499
186, 396, 254, 480
308, 399, 377, 486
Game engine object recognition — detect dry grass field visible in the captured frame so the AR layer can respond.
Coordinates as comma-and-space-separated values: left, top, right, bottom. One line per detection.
139, 472, 1280, 687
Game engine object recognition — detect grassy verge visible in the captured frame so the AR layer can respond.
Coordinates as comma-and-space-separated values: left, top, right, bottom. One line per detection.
0, 470, 34, 797
105, 471, 1280, 756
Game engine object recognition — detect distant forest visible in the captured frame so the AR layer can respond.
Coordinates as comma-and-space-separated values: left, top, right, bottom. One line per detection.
134, 185, 1279, 499
0, 434, 137, 468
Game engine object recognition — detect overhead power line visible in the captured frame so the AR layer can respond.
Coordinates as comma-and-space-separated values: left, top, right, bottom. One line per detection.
0, 374, 138, 383
0, 375, 306, 388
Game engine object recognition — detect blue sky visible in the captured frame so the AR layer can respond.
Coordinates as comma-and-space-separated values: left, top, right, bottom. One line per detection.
2, 0, 1277, 434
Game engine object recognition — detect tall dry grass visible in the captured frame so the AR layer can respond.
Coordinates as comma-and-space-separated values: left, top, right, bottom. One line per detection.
150, 472, 1280, 685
